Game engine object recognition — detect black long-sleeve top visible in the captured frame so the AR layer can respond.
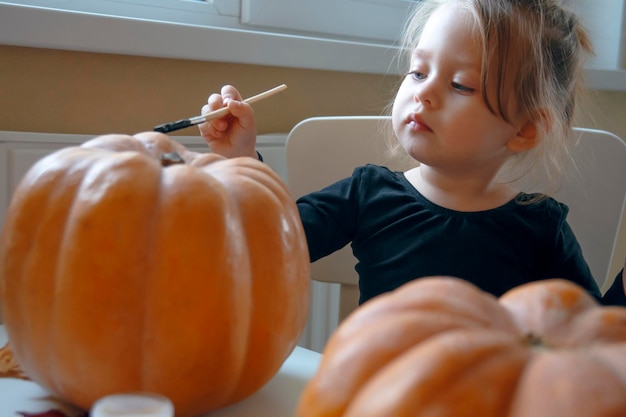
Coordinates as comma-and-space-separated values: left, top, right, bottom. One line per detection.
296, 164, 625, 306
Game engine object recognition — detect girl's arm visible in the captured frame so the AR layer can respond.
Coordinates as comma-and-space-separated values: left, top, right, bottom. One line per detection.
198, 85, 259, 160
600, 255, 626, 306
600, 265, 626, 306
540, 201, 624, 306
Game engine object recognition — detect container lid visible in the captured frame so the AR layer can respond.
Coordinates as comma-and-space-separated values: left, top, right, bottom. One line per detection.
91, 392, 174, 417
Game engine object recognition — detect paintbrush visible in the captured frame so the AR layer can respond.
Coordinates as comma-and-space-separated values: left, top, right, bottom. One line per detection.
154, 84, 287, 134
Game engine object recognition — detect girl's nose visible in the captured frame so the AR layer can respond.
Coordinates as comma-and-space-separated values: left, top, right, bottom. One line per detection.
413, 79, 438, 109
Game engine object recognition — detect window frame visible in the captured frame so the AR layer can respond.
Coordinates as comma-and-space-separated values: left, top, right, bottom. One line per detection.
0, 0, 624, 91
240, 0, 415, 43
0, 0, 401, 75
0, 0, 242, 26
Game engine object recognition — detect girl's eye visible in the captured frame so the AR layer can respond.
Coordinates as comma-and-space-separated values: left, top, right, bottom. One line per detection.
452, 81, 475, 93
408, 71, 426, 81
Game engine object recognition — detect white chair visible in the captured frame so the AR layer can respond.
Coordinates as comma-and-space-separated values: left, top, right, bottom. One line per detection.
287, 116, 626, 351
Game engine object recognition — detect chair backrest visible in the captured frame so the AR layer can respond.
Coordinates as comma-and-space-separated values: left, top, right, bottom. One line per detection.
286, 117, 401, 324
286, 116, 626, 324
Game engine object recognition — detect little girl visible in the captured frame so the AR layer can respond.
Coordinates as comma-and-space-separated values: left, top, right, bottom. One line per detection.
199, 0, 626, 306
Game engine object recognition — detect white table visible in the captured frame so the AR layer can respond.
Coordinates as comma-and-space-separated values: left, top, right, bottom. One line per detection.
0, 325, 322, 417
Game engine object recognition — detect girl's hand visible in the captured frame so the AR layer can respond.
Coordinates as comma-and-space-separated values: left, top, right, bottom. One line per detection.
198, 85, 259, 159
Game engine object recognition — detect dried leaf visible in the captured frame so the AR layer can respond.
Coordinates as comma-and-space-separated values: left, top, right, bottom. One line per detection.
17, 410, 88, 417
0, 341, 29, 380
2, 345, 87, 417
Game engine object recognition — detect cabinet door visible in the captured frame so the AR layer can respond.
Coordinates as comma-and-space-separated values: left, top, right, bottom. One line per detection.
8, 145, 69, 196
1, 142, 86, 236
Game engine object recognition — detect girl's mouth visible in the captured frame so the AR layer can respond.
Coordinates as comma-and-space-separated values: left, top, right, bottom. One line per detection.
407, 113, 432, 132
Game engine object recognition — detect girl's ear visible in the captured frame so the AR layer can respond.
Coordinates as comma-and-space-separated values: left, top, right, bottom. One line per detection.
507, 120, 539, 153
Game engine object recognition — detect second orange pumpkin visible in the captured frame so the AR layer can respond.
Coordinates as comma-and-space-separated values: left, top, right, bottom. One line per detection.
297, 276, 626, 417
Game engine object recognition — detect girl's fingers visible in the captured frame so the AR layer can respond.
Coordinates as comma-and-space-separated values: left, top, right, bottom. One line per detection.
207, 93, 224, 111
200, 119, 229, 138
220, 85, 243, 102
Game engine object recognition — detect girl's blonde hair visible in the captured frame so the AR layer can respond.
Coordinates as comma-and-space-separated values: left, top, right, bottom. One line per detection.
388, 0, 593, 192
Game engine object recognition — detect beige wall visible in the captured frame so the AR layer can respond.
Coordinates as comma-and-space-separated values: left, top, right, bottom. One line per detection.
3, 45, 624, 138
2, 44, 624, 139
0, 45, 399, 136
1, 44, 625, 278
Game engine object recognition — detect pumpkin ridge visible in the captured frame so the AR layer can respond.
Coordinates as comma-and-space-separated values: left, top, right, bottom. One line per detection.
137, 156, 165, 390
46, 153, 103, 397
144, 164, 251, 414
306, 311, 502, 417
301, 279, 521, 417
3, 147, 108, 391
204, 162, 309, 402
49, 151, 164, 407
81, 134, 152, 155
508, 349, 626, 415
344, 329, 524, 417
586, 346, 626, 387
559, 307, 626, 346
499, 279, 599, 340
585, 343, 626, 386
391, 277, 517, 330
424, 333, 530, 417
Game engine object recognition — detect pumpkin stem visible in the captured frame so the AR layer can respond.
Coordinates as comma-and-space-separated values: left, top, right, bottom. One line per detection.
522, 333, 544, 348
160, 152, 185, 167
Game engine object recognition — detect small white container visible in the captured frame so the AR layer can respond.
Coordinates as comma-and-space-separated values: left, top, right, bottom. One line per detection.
91, 392, 174, 417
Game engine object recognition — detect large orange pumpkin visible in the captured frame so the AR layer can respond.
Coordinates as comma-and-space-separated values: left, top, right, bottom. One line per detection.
297, 277, 626, 417
0, 132, 310, 417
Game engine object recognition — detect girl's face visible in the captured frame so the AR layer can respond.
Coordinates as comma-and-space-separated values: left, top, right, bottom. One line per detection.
392, 1, 528, 176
